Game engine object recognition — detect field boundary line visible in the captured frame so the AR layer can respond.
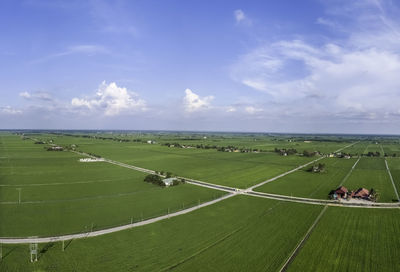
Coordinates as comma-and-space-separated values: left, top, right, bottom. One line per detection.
279, 205, 328, 272
0, 193, 235, 244
160, 227, 243, 271
248, 141, 358, 191
247, 157, 325, 191
339, 156, 361, 187
385, 159, 400, 202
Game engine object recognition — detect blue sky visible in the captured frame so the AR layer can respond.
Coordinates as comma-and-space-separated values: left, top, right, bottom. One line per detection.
1, 0, 400, 133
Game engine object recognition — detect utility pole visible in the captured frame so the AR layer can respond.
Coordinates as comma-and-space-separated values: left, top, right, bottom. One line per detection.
62, 240, 65, 252
16, 188, 21, 204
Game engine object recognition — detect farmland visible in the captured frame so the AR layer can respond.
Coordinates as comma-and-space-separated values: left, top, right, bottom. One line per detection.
0, 196, 323, 272
0, 134, 221, 237
343, 157, 397, 202
1, 131, 400, 271
37, 134, 317, 188
255, 157, 357, 199
288, 207, 400, 271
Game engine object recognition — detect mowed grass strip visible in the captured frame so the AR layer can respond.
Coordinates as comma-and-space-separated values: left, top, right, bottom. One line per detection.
255, 158, 356, 199
0, 196, 322, 272
288, 207, 400, 272
343, 158, 397, 202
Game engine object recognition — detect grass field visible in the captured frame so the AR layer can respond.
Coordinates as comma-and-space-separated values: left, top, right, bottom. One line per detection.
48, 135, 316, 188
255, 158, 357, 199
386, 158, 400, 197
0, 134, 221, 237
343, 157, 397, 202
0, 196, 323, 272
289, 207, 400, 272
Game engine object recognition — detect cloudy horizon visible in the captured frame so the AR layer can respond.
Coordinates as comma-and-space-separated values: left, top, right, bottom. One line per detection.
1, 0, 400, 134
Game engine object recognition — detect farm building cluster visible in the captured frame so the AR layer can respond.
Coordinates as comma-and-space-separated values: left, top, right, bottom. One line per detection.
330, 186, 377, 201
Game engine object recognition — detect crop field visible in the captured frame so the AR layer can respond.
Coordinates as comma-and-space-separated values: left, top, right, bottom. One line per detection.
342, 141, 368, 155
382, 143, 400, 156
343, 157, 397, 202
289, 207, 400, 272
386, 158, 400, 196
42, 135, 316, 188
255, 158, 357, 199
0, 134, 220, 236
1, 131, 400, 271
0, 196, 323, 272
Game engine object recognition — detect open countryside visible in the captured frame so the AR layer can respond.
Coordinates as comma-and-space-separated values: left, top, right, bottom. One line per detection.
2, 0, 400, 270
1, 131, 400, 271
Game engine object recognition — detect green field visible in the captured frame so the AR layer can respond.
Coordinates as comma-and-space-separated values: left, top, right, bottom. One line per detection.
255, 158, 357, 199
2, 131, 400, 271
0, 196, 323, 272
289, 207, 400, 271
0, 134, 221, 236
48, 135, 316, 188
343, 157, 397, 202
386, 158, 400, 197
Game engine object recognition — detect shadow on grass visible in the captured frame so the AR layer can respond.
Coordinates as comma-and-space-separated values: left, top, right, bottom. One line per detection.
39, 242, 54, 260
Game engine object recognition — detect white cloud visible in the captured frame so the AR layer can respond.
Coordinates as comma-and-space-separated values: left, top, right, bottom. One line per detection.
244, 106, 263, 114
1, 106, 22, 115
234, 9, 245, 23
19, 92, 31, 99
19, 91, 53, 101
183, 89, 214, 113
316, 17, 337, 28
71, 81, 146, 116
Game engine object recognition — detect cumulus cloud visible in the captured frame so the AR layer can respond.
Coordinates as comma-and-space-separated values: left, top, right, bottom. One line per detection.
71, 81, 146, 116
183, 89, 214, 113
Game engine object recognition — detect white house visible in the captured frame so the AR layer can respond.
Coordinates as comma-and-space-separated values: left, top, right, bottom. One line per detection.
162, 178, 176, 186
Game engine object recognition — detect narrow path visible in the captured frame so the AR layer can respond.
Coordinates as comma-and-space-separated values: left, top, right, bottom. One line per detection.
385, 159, 400, 202
279, 206, 328, 272
339, 157, 361, 187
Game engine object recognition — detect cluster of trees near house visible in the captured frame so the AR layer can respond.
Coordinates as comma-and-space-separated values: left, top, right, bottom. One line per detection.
144, 174, 165, 187
307, 163, 326, 173
274, 148, 297, 156
162, 142, 264, 153
302, 150, 319, 157
364, 151, 381, 157
144, 173, 183, 187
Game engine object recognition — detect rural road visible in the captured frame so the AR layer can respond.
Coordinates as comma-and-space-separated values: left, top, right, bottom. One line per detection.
0, 192, 236, 244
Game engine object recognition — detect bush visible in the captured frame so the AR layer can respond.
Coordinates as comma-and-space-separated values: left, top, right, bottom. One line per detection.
144, 174, 165, 187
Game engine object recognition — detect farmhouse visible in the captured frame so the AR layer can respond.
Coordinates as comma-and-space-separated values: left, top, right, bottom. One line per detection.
351, 188, 370, 199
331, 186, 349, 199
162, 178, 176, 186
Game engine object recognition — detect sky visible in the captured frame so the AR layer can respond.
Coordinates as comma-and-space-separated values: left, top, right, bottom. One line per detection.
1, 0, 400, 134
